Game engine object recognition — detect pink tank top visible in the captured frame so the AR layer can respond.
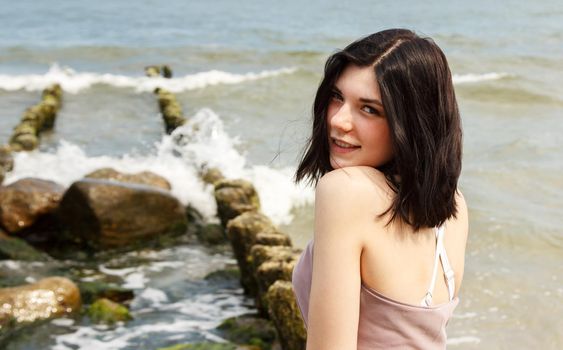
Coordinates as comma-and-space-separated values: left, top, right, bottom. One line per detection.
292, 227, 459, 349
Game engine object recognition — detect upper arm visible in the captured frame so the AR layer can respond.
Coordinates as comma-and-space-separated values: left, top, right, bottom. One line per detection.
306, 170, 367, 350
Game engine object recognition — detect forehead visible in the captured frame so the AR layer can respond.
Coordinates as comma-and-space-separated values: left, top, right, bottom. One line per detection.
335, 65, 381, 99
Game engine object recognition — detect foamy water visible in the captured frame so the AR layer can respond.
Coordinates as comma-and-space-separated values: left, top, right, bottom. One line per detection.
4, 107, 314, 224
0, 64, 298, 94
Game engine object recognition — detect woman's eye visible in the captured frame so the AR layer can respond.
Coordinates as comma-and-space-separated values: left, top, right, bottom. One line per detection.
362, 105, 380, 115
331, 90, 343, 102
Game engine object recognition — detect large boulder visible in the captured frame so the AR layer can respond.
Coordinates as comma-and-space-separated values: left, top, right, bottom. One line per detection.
0, 178, 64, 233
226, 212, 276, 296
85, 168, 171, 191
265, 280, 306, 350
215, 179, 260, 226
57, 178, 187, 249
0, 277, 81, 331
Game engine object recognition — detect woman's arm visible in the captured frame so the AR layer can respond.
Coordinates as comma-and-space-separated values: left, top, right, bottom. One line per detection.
306, 169, 366, 350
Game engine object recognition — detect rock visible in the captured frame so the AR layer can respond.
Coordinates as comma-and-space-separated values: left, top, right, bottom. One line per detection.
8, 84, 62, 152
226, 212, 276, 296
0, 178, 64, 233
255, 232, 292, 247
250, 245, 300, 272
58, 178, 187, 249
0, 234, 52, 261
77, 281, 134, 305
201, 167, 225, 186
215, 179, 261, 227
265, 281, 306, 350
0, 145, 13, 172
9, 133, 38, 151
204, 267, 240, 281
155, 88, 186, 133
0, 167, 4, 186
85, 168, 171, 191
196, 223, 226, 245
161, 65, 173, 78
217, 313, 277, 350
87, 298, 132, 325
0, 277, 81, 331
145, 65, 161, 77
255, 260, 297, 316
250, 245, 300, 316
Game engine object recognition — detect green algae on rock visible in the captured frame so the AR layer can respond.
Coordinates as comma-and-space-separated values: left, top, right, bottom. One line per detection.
87, 298, 132, 325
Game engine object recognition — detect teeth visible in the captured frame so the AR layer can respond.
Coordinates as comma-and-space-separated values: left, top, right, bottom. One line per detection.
334, 139, 357, 148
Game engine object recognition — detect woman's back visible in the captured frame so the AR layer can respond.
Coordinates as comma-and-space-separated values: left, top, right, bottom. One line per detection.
292, 166, 469, 349
358, 167, 469, 307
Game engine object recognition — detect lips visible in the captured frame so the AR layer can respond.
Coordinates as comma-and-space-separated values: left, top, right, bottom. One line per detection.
331, 138, 360, 153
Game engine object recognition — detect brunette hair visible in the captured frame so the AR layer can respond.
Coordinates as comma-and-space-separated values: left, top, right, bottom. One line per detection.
295, 29, 462, 230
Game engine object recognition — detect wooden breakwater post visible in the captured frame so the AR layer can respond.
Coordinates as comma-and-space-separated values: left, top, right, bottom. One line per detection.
204, 167, 307, 350
9, 84, 62, 152
1, 84, 63, 185
145, 65, 186, 134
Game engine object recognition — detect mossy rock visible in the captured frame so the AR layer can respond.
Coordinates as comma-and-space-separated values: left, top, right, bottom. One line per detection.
145, 65, 161, 77
266, 281, 306, 350
197, 223, 227, 245
0, 235, 52, 261
226, 212, 276, 296
255, 232, 291, 247
87, 298, 132, 325
217, 314, 276, 350
78, 281, 134, 305
10, 133, 38, 151
204, 267, 241, 281
201, 167, 225, 186
215, 180, 261, 227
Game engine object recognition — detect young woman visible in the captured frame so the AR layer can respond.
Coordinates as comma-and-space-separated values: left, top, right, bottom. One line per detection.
292, 29, 469, 349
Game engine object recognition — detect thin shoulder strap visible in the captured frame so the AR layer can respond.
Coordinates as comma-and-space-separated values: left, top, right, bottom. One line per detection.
421, 226, 456, 307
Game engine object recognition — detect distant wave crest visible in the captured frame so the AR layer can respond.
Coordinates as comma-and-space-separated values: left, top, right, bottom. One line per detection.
453, 72, 510, 83
0, 63, 297, 94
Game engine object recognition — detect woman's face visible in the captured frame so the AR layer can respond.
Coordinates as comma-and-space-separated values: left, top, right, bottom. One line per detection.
327, 65, 394, 170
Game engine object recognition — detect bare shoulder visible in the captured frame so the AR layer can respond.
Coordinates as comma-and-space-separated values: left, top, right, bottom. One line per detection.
316, 166, 392, 207
314, 167, 393, 245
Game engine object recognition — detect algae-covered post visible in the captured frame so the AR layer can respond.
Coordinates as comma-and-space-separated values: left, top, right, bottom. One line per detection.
145, 65, 186, 133
9, 84, 62, 152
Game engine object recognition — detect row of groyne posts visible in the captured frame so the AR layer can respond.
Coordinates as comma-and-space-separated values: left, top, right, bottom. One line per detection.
0, 66, 307, 349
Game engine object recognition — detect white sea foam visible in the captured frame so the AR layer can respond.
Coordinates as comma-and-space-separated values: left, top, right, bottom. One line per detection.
453, 72, 510, 83
447, 336, 482, 345
5, 108, 314, 225
0, 63, 297, 94
136, 287, 169, 306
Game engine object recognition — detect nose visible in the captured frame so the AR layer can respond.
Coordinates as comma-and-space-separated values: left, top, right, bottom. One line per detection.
329, 103, 353, 133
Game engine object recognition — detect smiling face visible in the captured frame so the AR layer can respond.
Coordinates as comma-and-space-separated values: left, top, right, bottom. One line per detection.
327, 64, 394, 170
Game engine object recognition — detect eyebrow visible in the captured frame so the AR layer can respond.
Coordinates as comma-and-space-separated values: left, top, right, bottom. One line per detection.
333, 86, 383, 107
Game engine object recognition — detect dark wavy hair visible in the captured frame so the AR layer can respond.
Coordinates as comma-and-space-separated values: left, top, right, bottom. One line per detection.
295, 29, 462, 230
